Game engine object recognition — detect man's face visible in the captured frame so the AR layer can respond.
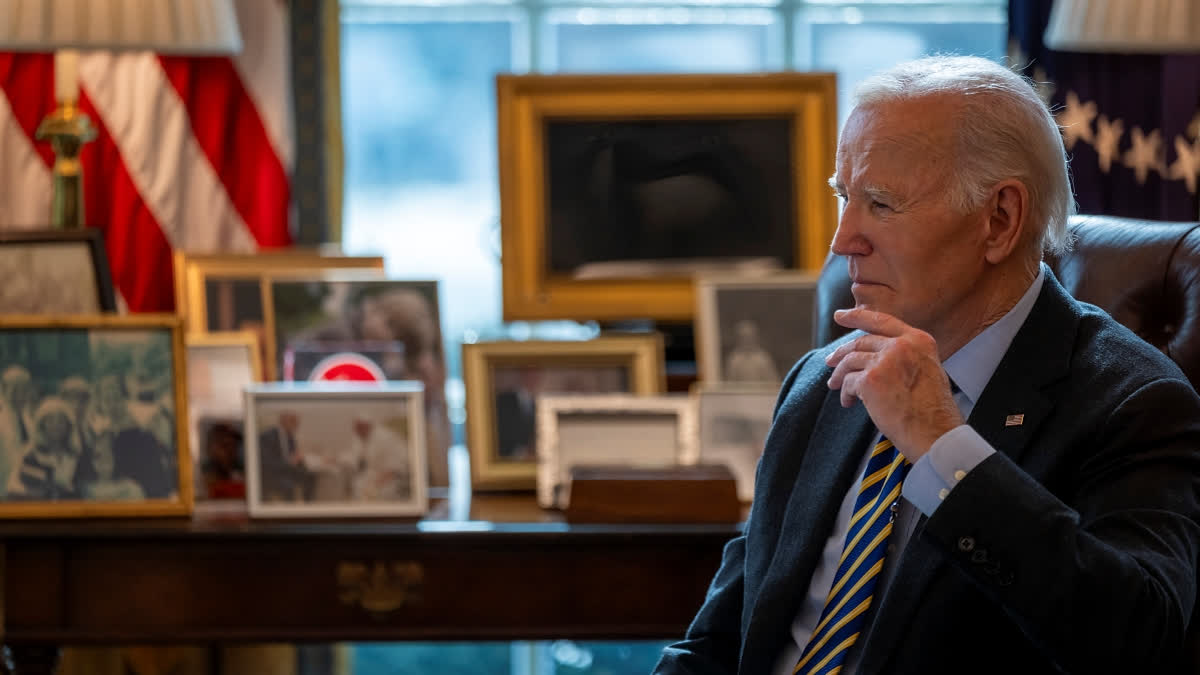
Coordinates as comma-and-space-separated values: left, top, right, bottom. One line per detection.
280, 413, 299, 434
829, 98, 992, 338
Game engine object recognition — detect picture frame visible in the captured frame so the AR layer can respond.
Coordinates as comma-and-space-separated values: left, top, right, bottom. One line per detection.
172, 250, 385, 378
463, 335, 666, 491
0, 228, 117, 313
497, 72, 838, 321
692, 383, 779, 502
266, 277, 452, 488
536, 394, 698, 509
0, 314, 190, 518
695, 272, 819, 384
244, 382, 428, 518
185, 331, 263, 509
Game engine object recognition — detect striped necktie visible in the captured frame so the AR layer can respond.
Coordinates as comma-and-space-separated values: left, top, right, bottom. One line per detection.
794, 435, 912, 675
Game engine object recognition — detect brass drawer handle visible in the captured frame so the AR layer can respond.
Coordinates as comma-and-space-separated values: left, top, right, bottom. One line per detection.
337, 561, 423, 617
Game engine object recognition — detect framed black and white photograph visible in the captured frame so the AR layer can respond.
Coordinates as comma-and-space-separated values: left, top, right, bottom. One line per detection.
244, 382, 428, 518
463, 336, 665, 491
0, 228, 117, 314
695, 273, 819, 384
694, 384, 778, 502
267, 278, 451, 488
0, 315, 189, 518
536, 394, 697, 509
186, 332, 262, 508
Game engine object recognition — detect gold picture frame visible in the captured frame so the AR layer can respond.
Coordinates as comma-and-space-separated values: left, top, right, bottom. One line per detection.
173, 251, 385, 379
0, 314, 191, 518
463, 335, 665, 491
173, 249, 385, 334
497, 72, 839, 322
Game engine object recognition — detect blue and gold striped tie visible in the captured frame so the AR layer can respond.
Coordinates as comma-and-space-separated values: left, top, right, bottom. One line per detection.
794, 436, 912, 675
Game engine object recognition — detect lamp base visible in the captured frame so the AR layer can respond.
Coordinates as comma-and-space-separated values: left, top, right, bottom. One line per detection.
35, 102, 97, 230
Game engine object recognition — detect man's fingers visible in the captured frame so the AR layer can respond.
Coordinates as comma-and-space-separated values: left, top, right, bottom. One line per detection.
839, 371, 864, 408
827, 351, 876, 390
833, 307, 907, 337
825, 334, 890, 367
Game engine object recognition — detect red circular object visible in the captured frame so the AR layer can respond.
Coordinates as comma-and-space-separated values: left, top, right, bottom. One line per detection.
308, 353, 386, 382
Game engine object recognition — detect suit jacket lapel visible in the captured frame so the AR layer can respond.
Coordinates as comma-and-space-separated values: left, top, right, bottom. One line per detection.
855, 271, 1080, 673
741, 390, 876, 674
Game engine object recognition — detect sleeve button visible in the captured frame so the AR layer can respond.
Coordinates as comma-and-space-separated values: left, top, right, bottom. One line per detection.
971, 549, 989, 564
938, 488, 949, 500
957, 536, 975, 552
953, 470, 967, 481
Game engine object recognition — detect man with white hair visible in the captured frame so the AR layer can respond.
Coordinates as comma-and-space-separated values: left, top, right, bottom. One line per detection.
349, 413, 411, 501
655, 55, 1200, 674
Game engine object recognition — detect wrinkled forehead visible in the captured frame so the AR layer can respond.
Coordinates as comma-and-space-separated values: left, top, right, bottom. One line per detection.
834, 100, 959, 183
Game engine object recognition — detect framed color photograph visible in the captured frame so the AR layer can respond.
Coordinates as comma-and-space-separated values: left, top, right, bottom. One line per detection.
536, 394, 698, 509
497, 72, 838, 321
244, 382, 427, 518
0, 228, 117, 313
0, 315, 190, 518
693, 384, 778, 502
463, 335, 665, 491
695, 272, 819, 384
172, 250, 385, 378
267, 278, 451, 488
186, 331, 262, 508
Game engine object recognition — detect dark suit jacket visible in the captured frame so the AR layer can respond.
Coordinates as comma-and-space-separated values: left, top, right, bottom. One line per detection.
655, 272, 1200, 674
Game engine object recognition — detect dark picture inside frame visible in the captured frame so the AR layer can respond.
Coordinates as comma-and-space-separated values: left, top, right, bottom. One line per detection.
0, 316, 189, 518
268, 279, 451, 487
0, 228, 117, 313
545, 118, 795, 278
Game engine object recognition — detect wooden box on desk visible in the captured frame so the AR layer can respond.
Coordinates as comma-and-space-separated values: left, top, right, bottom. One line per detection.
564, 464, 741, 524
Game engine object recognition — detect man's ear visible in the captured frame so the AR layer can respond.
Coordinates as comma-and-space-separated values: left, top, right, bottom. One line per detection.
983, 179, 1028, 264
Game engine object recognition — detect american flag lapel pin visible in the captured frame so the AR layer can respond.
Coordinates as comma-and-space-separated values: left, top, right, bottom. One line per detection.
1005, 414, 1025, 427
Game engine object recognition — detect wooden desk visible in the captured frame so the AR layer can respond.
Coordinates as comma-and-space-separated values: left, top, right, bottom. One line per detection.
0, 496, 739, 674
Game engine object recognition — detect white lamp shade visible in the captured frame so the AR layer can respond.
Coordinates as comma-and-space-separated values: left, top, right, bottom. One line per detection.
0, 0, 242, 54
1044, 0, 1200, 53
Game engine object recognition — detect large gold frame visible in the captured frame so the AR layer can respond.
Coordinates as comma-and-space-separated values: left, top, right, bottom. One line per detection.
497, 72, 839, 321
0, 314, 191, 519
463, 335, 665, 491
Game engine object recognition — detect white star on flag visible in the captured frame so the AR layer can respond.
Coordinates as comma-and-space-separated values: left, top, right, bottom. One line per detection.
1168, 134, 1200, 193
1094, 115, 1125, 173
1123, 127, 1165, 184
1057, 91, 1097, 150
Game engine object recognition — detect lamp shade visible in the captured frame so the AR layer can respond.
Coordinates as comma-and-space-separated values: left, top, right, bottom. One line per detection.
0, 0, 242, 54
1044, 0, 1200, 53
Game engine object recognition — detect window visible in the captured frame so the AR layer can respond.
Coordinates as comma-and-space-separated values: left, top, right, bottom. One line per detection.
338, 1, 1004, 671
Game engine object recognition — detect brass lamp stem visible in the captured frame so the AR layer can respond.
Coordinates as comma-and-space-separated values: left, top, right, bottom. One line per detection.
35, 101, 97, 230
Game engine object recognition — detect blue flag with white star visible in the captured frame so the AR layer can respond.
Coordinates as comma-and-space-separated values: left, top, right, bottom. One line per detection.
1009, 0, 1200, 220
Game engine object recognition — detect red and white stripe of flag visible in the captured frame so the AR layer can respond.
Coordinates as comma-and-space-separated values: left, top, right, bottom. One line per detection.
0, 0, 295, 312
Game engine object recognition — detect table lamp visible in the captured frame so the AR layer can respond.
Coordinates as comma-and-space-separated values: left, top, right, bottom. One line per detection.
1044, 0, 1200, 53
0, 0, 243, 228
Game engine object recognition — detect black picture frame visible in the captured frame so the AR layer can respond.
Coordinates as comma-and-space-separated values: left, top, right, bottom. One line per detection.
0, 228, 118, 313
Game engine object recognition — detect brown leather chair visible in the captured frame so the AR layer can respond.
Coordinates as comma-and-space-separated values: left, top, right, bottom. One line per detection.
812, 213, 1200, 670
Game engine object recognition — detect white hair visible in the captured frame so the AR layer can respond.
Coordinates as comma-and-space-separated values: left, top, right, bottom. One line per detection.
851, 55, 1075, 255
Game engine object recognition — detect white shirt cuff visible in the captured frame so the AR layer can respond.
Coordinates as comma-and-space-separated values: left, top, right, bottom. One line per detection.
901, 424, 995, 516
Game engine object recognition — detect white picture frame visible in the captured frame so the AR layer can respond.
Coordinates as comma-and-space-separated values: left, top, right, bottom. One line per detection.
695, 272, 819, 384
186, 332, 261, 512
536, 394, 698, 509
693, 384, 779, 502
245, 382, 427, 518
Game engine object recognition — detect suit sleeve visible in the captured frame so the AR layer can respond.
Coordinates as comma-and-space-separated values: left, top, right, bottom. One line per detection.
654, 355, 813, 675
922, 377, 1200, 673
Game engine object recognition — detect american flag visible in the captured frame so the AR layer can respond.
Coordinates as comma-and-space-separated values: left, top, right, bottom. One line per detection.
0, 0, 294, 312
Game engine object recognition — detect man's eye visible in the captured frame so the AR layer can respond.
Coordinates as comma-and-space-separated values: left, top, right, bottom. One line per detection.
871, 200, 891, 211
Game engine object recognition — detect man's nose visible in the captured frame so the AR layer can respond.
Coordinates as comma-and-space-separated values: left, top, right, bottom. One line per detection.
829, 206, 871, 257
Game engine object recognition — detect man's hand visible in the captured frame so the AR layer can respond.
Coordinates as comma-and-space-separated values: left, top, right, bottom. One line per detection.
825, 308, 963, 462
